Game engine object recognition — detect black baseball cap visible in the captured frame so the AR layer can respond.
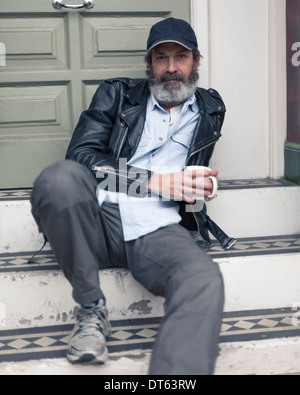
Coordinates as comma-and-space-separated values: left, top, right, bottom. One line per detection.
147, 18, 198, 52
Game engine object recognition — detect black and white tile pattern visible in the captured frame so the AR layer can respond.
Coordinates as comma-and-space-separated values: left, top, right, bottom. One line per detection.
0, 235, 299, 273
208, 235, 300, 258
0, 179, 297, 202
0, 251, 59, 273
0, 189, 32, 201
0, 308, 299, 363
218, 178, 296, 190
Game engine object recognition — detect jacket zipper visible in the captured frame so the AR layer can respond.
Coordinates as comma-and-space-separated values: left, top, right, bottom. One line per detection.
186, 139, 218, 164
116, 126, 129, 160
93, 166, 129, 180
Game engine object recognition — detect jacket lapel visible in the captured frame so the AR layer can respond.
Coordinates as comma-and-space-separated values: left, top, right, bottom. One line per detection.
119, 80, 149, 158
187, 88, 225, 161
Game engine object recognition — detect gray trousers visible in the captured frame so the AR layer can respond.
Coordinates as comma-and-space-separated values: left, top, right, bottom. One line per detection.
31, 160, 224, 375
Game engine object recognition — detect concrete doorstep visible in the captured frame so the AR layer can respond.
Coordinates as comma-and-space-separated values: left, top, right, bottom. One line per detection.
0, 182, 299, 375
0, 337, 300, 376
1, 182, 300, 254
1, 252, 300, 329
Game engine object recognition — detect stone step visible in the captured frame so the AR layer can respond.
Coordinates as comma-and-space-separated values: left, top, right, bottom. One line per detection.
1, 180, 299, 374
0, 235, 299, 329
1, 235, 300, 374
0, 308, 300, 375
209, 179, 300, 239
1, 179, 299, 254
1, 338, 300, 376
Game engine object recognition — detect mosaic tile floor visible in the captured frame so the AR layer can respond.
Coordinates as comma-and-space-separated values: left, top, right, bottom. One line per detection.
0, 235, 299, 273
208, 235, 300, 258
218, 178, 296, 190
0, 308, 299, 363
0, 189, 32, 201
0, 179, 297, 202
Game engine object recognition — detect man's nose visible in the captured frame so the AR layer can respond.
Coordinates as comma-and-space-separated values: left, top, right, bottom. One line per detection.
166, 58, 178, 73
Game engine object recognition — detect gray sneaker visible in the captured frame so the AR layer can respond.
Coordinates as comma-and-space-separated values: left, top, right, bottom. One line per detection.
67, 305, 112, 364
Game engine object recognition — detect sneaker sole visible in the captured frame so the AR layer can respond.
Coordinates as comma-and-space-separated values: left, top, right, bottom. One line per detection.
67, 348, 108, 365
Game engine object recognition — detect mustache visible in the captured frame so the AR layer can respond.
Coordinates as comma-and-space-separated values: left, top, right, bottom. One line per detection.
158, 72, 186, 83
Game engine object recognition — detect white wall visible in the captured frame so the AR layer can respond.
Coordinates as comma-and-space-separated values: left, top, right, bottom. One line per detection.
192, 0, 286, 180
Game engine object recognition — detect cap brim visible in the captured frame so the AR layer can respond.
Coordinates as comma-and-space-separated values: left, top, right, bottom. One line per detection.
147, 39, 194, 52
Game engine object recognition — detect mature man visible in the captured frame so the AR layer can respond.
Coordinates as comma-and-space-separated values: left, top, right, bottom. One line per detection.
31, 18, 235, 375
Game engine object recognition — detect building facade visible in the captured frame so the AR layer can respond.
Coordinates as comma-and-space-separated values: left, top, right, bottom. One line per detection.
0, 0, 298, 186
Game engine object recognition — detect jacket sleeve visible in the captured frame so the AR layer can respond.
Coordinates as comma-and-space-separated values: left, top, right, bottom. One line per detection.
66, 81, 150, 198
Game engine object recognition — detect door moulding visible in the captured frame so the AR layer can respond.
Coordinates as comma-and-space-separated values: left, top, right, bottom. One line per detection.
191, 0, 210, 89
268, 0, 287, 179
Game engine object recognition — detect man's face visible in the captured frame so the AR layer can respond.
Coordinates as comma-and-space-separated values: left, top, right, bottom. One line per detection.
147, 42, 200, 106
149, 42, 198, 82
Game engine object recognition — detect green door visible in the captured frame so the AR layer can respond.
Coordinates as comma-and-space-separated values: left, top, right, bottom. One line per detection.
0, 0, 190, 189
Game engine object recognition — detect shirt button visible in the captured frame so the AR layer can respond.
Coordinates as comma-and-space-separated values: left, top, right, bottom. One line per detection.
159, 137, 164, 141
163, 119, 167, 123
151, 154, 155, 158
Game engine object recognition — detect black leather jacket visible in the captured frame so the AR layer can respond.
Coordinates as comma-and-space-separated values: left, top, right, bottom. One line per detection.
66, 78, 236, 250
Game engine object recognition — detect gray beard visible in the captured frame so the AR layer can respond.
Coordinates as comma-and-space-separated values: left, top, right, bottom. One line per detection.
147, 68, 199, 106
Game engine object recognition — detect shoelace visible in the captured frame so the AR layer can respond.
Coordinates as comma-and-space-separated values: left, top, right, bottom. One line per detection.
78, 307, 112, 338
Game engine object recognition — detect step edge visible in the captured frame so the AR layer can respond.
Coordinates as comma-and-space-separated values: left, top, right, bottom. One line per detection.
0, 178, 298, 203
0, 308, 300, 368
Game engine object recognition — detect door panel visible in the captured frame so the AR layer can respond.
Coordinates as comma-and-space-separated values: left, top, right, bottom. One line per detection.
0, 85, 71, 136
0, 0, 190, 188
0, 15, 68, 70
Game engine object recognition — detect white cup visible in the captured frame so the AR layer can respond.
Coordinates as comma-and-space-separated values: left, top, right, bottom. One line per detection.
184, 166, 218, 213
185, 166, 218, 199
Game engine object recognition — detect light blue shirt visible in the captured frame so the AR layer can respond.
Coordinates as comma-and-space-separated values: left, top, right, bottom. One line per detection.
97, 93, 200, 241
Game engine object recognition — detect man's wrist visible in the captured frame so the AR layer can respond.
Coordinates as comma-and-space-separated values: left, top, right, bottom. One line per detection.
147, 173, 161, 196
148, 173, 176, 200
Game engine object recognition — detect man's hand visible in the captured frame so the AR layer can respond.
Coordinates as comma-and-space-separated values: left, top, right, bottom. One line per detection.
147, 168, 219, 203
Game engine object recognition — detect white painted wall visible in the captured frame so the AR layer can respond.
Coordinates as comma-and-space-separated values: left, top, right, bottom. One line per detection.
192, 0, 286, 180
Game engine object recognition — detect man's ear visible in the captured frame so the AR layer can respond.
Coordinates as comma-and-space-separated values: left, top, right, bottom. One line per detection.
147, 59, 153, 72
194, 56, 201, 70
145, 49, 153, 71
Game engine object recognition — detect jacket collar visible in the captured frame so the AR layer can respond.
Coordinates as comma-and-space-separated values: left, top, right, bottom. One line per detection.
125, 80, 150, 106
195, 88, 226, 114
